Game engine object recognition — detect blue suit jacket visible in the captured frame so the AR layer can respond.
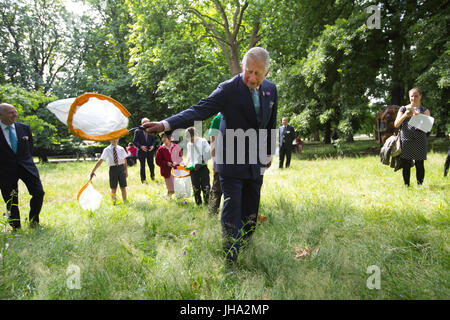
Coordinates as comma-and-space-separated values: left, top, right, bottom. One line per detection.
165, 73, 278, 179
0, 122, 40, 186
279, 125, 295, 148
133, 129, 157, 158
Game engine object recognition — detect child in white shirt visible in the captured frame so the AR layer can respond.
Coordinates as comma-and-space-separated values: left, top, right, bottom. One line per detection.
185, 127, 211, 205
90, 138, 128, 204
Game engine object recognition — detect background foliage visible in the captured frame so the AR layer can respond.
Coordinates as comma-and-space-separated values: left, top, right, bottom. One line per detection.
0, 0, 448, 156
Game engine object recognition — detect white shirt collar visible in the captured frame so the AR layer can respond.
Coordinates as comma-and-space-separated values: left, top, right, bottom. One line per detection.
0, 121, 15, 130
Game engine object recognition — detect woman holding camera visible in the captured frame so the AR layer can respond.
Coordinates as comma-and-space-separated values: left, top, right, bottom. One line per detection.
394, 88, 431, 186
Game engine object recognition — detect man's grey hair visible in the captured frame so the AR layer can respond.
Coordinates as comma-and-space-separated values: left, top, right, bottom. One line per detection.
141, 117, 150, 124
242, 47, 270, 73
0, 103, 14, 115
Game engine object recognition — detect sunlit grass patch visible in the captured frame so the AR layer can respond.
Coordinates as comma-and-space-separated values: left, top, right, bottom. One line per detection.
0, 151, 448, 299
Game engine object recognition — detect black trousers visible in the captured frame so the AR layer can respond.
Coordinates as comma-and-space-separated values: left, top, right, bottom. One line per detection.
219, 174, 263, 262
444, 148, 450, 177
401, 158, 425, 186
190, 165, 210, 205
279, 144, 292, 168
139, 151, 155, 181
1, 165, 44, 229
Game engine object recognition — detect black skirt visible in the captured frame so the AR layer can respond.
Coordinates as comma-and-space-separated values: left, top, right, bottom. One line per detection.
400, 106, 428, 161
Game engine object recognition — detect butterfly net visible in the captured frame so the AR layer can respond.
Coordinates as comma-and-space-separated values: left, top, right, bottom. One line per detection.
46, 93, 130, 141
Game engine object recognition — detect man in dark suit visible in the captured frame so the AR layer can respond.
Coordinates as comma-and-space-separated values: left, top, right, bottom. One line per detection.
142, 47, 277, 265
279, 117, 295, 169
133, 117, 157, 183
0, 103, 45, 230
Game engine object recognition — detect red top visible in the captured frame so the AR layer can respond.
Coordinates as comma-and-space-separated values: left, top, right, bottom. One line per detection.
155, 143, 183, 178
126, 146, 137, 156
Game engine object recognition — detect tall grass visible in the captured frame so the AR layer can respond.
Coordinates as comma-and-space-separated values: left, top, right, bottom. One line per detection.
0, 151, 448, 299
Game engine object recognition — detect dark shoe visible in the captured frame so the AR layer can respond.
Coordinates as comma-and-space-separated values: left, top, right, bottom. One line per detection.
141, 180, 147, 184
11, 226, 21, 233
193, 189, 202, 205
202, 190, 210, 205
30, 221, 40, 229
9, 218, 21, 230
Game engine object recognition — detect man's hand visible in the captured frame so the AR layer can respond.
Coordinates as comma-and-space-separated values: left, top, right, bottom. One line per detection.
89, 172, 96, 180
149, 146, 154, 152
141, 146, 148, 152
266, 155, 273, 168
142, 121, 165, 134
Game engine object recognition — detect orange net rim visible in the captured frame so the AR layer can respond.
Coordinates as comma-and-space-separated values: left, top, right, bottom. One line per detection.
67, 92, 131, 141
171, 166, 190, 178
77, 182, 91, 201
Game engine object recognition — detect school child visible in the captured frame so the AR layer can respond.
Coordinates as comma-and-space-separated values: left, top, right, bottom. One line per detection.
155, 132, 183, 197
90, 138, 128, 204
185, 127, 211, 205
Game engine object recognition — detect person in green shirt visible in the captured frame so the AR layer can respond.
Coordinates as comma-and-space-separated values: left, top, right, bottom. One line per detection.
208, 113, 222, 215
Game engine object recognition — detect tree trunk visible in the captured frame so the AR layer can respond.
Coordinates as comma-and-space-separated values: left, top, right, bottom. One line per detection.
230, 43, 242, 76
390, 36, 405, 106
435, 106, 448, 138
313, 130, 320, 141
188, 1, 260, 77
323, 122, 331, 144
36, 148, 49, 163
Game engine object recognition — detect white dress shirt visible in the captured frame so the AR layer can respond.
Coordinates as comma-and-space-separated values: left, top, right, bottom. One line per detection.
100, 144, 127, 166
187, 138, 211, 167
0, 121, 17, 151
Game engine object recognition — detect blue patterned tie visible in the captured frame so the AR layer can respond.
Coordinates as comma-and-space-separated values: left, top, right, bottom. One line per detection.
7, 126, 18, 154
251, 88, 260, 116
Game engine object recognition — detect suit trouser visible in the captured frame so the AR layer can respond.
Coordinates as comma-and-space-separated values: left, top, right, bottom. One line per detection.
208, 170, 222, 214
279, 145, 292, 168
139, 151, 155, 181
1, 165, 45, 229
190, 165, 210, 205
444, 148, 450, 177
219, 174, 263, 262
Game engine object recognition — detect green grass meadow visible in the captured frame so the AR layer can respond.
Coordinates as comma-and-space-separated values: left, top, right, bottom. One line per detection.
0, 145, 449, 299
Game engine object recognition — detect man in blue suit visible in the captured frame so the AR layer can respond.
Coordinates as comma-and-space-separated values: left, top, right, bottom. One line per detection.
133, 117, 157, 182
0, 103, 45, 230
143, 47, 277, 264
279, 117, 296, 168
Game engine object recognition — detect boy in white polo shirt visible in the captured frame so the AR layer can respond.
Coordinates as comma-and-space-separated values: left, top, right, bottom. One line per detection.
90, 138, 128, 205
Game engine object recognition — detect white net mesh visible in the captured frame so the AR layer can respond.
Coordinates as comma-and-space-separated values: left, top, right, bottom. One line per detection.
46, 98, 75, 125
71, 97, 129, 136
